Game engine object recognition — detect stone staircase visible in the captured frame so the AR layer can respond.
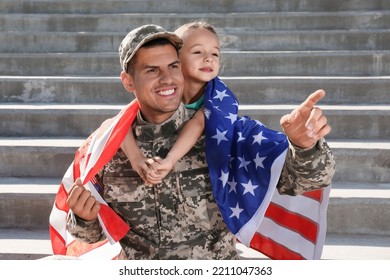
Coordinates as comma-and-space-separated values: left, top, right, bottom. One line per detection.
0, 0, 389, 260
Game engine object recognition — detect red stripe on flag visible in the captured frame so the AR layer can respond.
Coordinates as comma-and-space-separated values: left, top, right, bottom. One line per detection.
303, 189, 322, 202
83, 100, 139, 184
265, 202, 318, 243
74, 136, 94, 180
55, 183, 69, 212
250, 232, 305, 260
99, 204, 130, 241
49, 225, 66, 255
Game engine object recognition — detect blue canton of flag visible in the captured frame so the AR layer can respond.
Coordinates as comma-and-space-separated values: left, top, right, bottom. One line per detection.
204, 77, 289, 246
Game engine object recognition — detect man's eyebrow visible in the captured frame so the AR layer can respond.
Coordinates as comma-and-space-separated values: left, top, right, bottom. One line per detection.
143, 64, 158, 69
142, 60, 179, 69
168, 60, 180, 66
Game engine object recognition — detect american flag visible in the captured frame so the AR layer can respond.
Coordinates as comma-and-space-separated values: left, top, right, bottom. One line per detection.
49, 79, 330, 259
204, 77, 330, 259
49, 100, 139, 259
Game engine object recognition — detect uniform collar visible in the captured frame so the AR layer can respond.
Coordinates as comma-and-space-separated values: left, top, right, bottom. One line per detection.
134, 103, 188, 142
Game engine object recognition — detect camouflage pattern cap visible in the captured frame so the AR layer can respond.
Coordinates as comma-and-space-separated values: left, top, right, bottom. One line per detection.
119, 24, 183, 72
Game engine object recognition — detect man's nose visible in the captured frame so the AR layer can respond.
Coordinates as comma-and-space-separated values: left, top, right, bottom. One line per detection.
159, 69, 174, 83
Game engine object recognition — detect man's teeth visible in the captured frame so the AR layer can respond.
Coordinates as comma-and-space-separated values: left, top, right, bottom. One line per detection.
159, 89, 174, 96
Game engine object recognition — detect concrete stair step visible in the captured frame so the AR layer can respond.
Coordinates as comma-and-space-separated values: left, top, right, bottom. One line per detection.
329, 140, 390, 183
0, 138, 388, 181
239, 104, 390, 139
2, 0, 390, 14
1, 177, 389, 235
241, 104, 390, 140
0, 104, 122, 137
0, 177, 389, 235
0, 228, 52, 260
3, 30, 390, 53
1, 11, 390, 32
1, 214, 389, 260
0, 177, 58, 229
0, 138, 79, 178
2, 76, 389, 105
0, 138, 390, 183
328, 182, 390, 236
2, 51, 390, 76
0, 104, 388, 139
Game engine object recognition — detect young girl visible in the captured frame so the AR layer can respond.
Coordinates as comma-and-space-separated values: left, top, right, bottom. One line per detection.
121, 21, 221, 184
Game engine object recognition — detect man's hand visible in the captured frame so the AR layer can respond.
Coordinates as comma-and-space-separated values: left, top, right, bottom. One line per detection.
66, 178, 100, 221
280, 89, 331, 148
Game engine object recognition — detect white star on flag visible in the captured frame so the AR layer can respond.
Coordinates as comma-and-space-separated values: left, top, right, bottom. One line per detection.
238, 156, 251, 171
204, 108, 211, 119
228, 178, 238, 193
241, 179, 259, 196
254, 153, 266, 169
252, 131, 267, 146
214, 89, 229, 101
237, 132, 246, 142
239, 117, 247, 124
255, 120, 265, 127
219, 170, 229, 187
229, 202, 244, 219
225, 112, 237, 124
212, 128, 228, 145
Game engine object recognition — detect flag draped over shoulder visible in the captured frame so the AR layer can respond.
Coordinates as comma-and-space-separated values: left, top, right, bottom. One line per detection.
204, 77, 330, 260
49, 100, 140, 259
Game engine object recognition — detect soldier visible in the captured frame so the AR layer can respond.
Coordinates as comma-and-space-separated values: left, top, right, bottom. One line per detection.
65, 24, 335, 259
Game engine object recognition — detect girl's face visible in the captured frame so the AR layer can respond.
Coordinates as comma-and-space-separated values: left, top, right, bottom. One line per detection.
179, 28, 221, 84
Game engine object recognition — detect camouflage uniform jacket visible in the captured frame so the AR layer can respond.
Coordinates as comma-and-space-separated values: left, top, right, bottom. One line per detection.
67, 103, 335, 260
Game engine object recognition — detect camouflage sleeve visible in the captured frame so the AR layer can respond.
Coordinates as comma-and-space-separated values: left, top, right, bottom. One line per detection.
66, 212, 106, 244
277, 137, 336, 196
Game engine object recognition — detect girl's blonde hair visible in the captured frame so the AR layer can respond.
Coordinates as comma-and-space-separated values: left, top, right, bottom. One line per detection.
174, 21, 220, 41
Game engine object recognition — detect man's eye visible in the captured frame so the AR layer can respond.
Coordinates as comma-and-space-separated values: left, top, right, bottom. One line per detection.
193, 51, 201, 54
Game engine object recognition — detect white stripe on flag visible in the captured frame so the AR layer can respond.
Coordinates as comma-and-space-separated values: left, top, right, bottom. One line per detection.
270, 191, 321, 222
62, 163, 75, 191
258, 217, 316, 259
49, 206, 67, 240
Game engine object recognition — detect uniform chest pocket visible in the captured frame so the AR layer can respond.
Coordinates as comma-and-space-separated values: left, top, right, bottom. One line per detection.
102, 176, 150, 231
177, 169, 220, 231
102, 176, 144, 203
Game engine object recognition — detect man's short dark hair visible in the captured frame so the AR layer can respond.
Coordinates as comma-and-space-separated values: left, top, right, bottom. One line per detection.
127, 38, 179, 76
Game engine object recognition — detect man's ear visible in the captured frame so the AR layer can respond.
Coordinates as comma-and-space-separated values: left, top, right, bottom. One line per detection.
120, 71, 135, 92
